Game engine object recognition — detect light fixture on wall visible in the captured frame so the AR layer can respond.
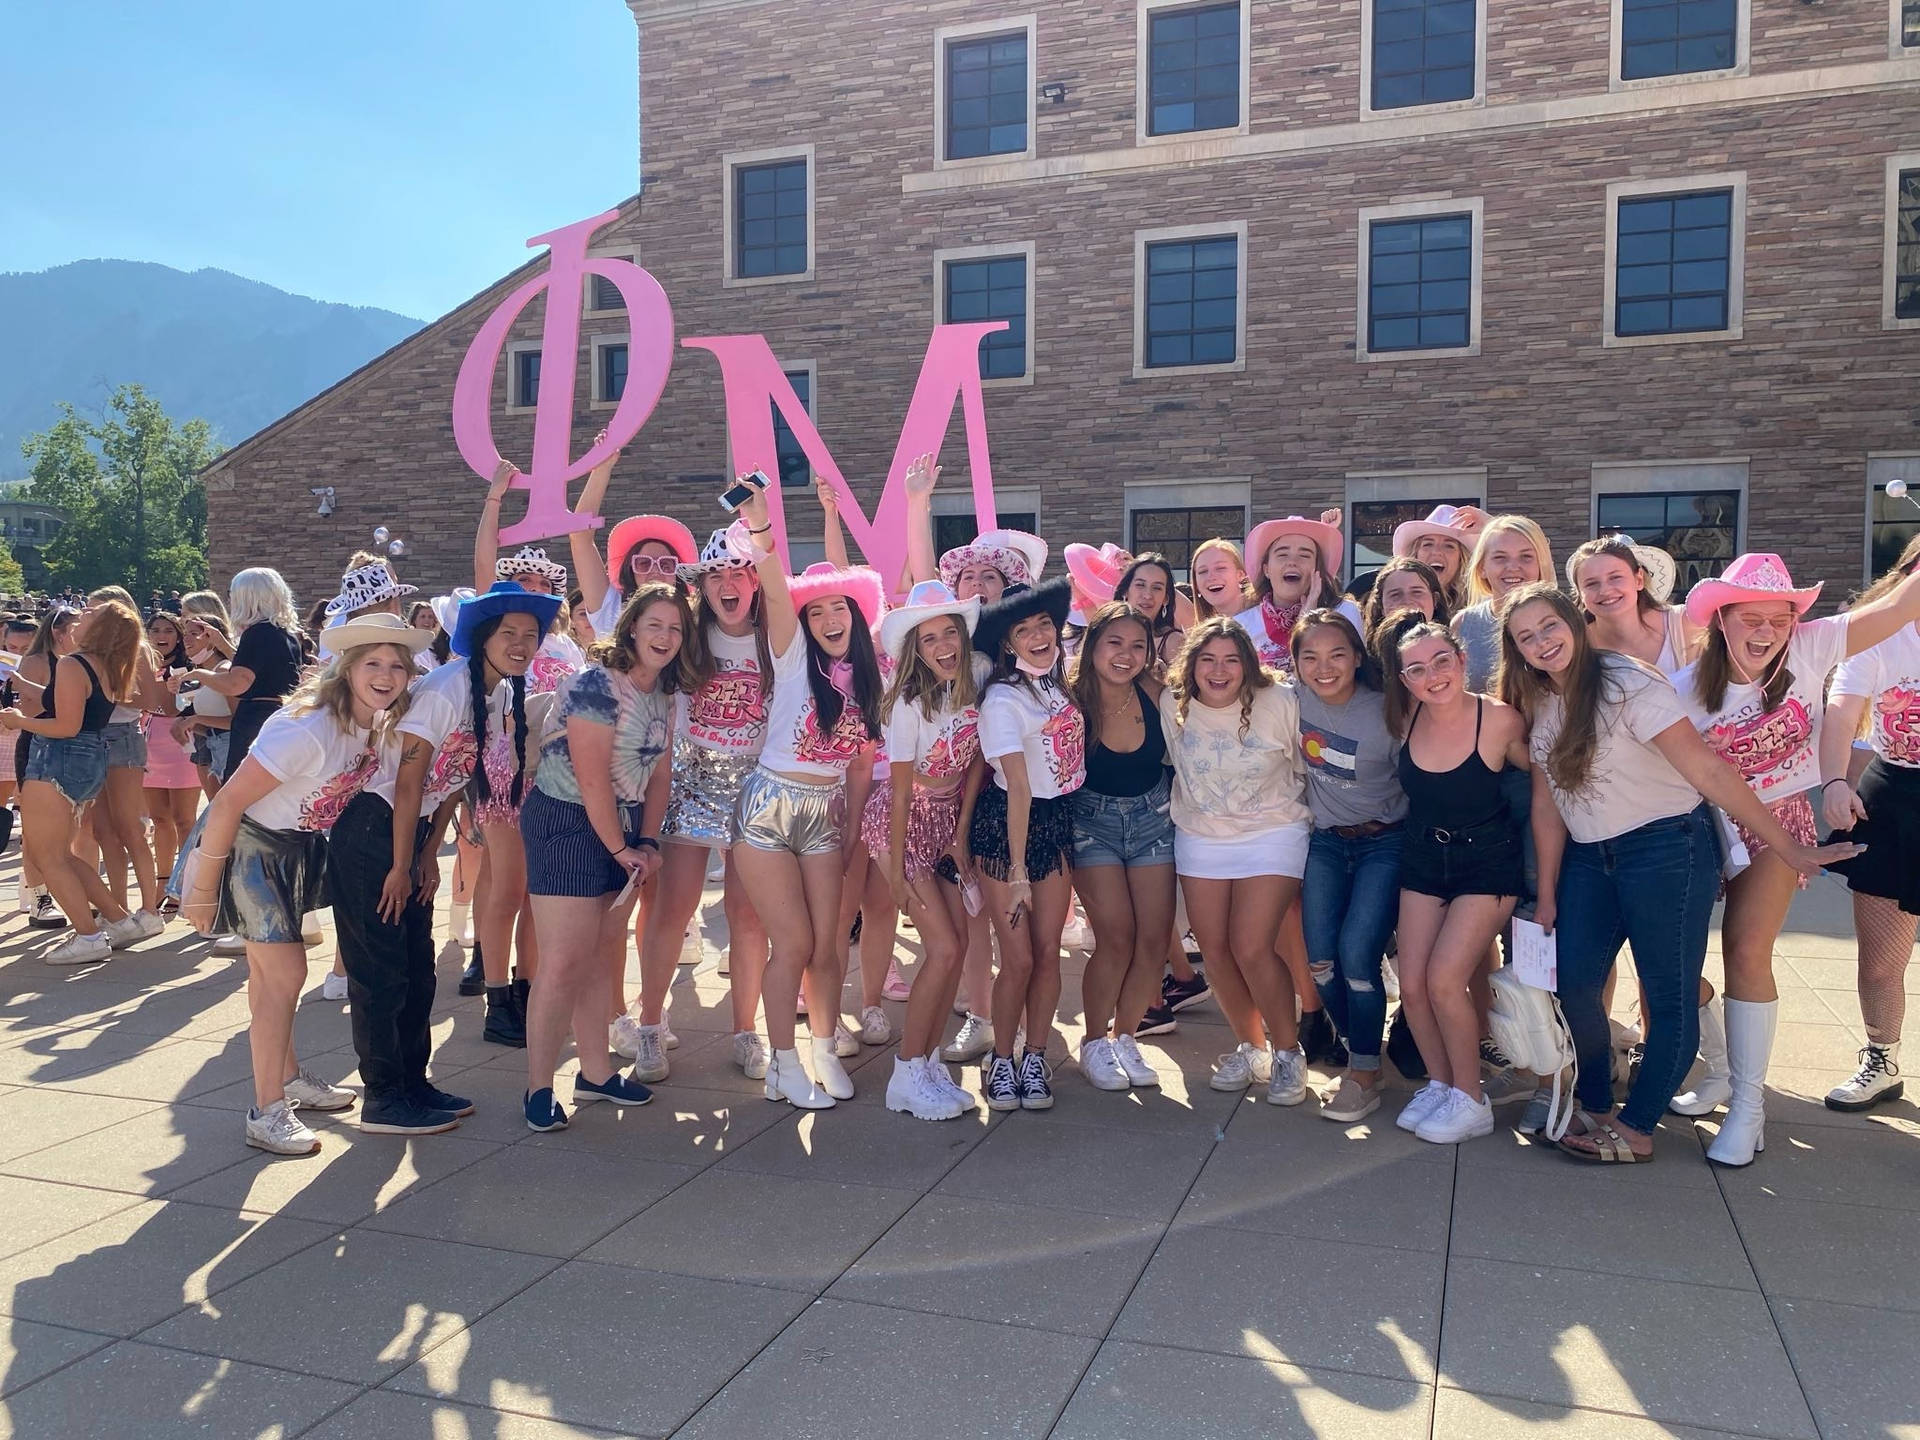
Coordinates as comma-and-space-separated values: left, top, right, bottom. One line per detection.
310, 485, 336, 518
1040, 81, 1068, 104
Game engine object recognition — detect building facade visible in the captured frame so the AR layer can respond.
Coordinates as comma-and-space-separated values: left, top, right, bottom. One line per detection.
207, 0, 1920, 605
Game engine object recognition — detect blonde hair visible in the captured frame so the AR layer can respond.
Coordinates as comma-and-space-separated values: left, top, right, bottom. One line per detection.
1467, 515, 1555, 605
77, 599, 143, 704
1190, 538, 1249, 621
885, 612, 979, 726
282, 641, 415, 740
229, 568, 302, 633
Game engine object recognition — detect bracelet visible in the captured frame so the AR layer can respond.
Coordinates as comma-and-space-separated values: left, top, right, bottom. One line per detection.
747, 523, 772, 535
1822, 779, 1848, 790
195, 851, 231, 863
632, 836, 660, 851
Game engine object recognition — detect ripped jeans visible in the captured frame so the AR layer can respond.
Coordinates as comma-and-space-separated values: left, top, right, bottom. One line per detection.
1302, 825, 1404, 1071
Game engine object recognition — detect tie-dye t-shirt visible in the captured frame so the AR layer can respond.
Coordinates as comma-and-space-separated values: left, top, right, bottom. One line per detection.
1676, 615, 1847, 800
532, 666, 673, 805
1830, 623, 1920, 769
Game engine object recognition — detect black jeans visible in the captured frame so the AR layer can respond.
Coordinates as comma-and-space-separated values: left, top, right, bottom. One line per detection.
328, 791, 435, 1104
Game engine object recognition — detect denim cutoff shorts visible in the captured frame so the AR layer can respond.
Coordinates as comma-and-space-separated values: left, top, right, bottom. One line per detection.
103, 720, 147, 769
23, 732, 108, 807
1069, 779, 1174, 869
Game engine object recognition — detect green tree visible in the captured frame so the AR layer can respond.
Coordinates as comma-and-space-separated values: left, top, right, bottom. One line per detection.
19, 385, 220, 596
0, 540, 24, 596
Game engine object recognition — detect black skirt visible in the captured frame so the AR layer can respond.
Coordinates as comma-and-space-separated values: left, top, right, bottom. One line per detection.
968, 784, 1075, 884
1828, 756, 1920, 914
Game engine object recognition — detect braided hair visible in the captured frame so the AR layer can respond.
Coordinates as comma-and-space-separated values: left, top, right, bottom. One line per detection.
465, 615, 529, 809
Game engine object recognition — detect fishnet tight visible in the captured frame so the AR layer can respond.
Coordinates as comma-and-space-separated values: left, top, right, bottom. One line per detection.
1853, 893, 1917, 1046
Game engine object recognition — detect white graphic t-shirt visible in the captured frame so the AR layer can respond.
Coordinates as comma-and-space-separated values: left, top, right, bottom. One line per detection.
978, 673, 1086, 799
528, 632, 586, 697
1831, 623, 1920, 769
397, 660, 507, 812
679, 626, 768, 757
758, 633, 876, 780
1160, 683, 1309, 838
244, 708, 384, 833
1676, 615, 1847, 802
883, 657, 992, 784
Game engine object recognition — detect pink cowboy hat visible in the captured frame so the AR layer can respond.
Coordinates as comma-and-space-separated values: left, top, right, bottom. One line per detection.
789, 561, 886, 627
1683, 553, 1824, 627
1063, 542, 1132, 607
1247, 516, 1344, 577
1392, 504, 1482, 560
605, 515, 698, 587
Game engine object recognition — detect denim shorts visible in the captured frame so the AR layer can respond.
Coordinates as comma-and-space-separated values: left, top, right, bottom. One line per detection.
22, 732, 108, 807
103, 720, 147, 770
1070, 780, 1174, 869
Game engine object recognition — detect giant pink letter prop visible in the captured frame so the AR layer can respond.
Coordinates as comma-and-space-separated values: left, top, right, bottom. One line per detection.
451, 210, 675, 545
682, 322, 1009, 585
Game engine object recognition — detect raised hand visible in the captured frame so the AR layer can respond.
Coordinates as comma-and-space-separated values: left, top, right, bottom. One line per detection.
905, 452, 941, 497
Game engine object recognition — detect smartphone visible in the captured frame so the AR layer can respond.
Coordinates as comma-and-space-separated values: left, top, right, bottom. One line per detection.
718, 469, 771, 512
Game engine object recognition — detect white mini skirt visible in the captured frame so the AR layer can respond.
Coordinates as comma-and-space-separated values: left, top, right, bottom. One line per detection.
1175, 822, 1310, 881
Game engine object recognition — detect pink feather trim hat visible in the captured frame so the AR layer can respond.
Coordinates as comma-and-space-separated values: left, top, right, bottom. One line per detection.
1063, 542, 1132, 607
1683, 553, 1824, 627
788, 561, 886, 627
1246, 516, 1345, 577
605, 515, 698, 587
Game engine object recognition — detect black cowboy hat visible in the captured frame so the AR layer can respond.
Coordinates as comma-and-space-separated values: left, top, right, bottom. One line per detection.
972, 577, 1072, 664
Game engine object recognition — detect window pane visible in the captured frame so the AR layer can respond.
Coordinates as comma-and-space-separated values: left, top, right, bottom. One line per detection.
1597, 488, 1738, 597
1366, 212, 1474, 352
945, 253, 1030, 380
600, 344, 628, 403
734, 160, 808, 278
1619, 0, 1737, 79
946, 31, 1028, 159
1143, 235, 1239, 368
1614, 189, 1732, 336
514, 351, 541, 407
590, 274, 624, 312
1350, 497, 1478, 575
1370, 0, 1479, 109
1149, 2, 1242, 135
1129, 506, 1246, 576
771, 370, 814, 489
1899, 170, 1920, 320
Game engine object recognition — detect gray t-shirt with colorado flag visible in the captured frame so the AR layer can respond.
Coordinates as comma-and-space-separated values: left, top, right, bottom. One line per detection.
1295, 685, 1409, 830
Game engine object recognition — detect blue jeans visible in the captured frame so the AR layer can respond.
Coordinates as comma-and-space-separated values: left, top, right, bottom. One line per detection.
1303, 825, 1404, 1070
1554, 804, 1716, 1134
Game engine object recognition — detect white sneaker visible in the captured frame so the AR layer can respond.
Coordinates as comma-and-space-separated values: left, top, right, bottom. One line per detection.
211, 933, 247, 956
610, 1015, 643, 1060
1247, 1044, 1274, 1087
1060, 912, 1093, 951
1395, 1080, 1452, 1132
832, 1021, 859, 1058
128, 908, 166, 941
886, 1056, 963, 1120
1210, 1043, 1256, 1092
1111, 1033, 1160, 1087
628, 1023, 669, 1083
731, 1030, 769, 1080
321, 971, 348, 1002
942, 1013, 994, 1063
45, 930, 111, 966
1079, 1037, 1131, 1091
102, 914, 148, 950
1826, 1043, 1904, 1112
301, 912, 325, 946
1320, 1075, 1383, 1123
926, 1057, 976, 1111
810, 1036, 855, 1100
282, 1069, 356, 1112
1266, 1046, 1308, 1106
860, 1005, 892, 1046
29, 890, 66, 928
245, 1098, 319, 1156
1416, 1088, 1495, 1144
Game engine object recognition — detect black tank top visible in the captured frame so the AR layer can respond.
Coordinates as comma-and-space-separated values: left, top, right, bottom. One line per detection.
1397, 697, 1507, 832
1084, 683, 1168, 798
43, 655, 115, 734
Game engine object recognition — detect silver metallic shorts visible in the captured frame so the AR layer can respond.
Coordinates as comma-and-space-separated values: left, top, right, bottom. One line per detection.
735, 766, 846, 858
661, 740, 760, 848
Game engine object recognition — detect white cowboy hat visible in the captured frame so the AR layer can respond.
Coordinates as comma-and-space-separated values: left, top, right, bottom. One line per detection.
323, 562, 418, 620
320, 610, 436, 657
878, 580, 981, 662
1565, 538, 1678, 606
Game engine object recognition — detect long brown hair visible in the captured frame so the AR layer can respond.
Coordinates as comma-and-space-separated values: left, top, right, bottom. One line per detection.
592, 583, 696, 695
1496, 581, 1622, 795
1692, 610, 1794, 715
1376, 610, 1462, 739
1069, 602, 1152, 750
680, 570, 773, 699
885, 610, 979, 723
1167, 614, 1269, 738
1362, 557, 1452, 644
1567, 536, 1665, 624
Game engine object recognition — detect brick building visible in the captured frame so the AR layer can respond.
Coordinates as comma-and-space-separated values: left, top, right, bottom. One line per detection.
207, 0, 1920, 606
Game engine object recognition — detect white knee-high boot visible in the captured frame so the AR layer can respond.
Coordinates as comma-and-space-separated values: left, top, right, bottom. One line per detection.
1670, 998, 1732, 1115
1706, 998, 1776, 1167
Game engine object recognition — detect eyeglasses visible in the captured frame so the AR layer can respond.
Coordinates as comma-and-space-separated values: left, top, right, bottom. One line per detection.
629, 554, 681, 577
1400, 652, 1460, 684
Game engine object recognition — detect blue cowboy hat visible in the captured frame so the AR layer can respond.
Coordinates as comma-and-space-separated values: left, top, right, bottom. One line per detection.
450, 581, 563, 659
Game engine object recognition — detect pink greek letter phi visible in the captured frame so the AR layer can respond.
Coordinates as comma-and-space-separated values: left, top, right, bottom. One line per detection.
451, 210, 674, 545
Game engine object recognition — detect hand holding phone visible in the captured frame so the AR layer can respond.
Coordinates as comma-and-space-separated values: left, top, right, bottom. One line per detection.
718, 469, 770, 513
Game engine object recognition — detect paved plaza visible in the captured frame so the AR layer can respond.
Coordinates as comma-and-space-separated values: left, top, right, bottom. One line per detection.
0, 849, 1914, 1440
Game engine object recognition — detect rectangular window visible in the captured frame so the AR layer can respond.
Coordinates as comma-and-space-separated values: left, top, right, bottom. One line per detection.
772, 369, 813, 490
1614, 188, 1733, 338
598, 343, 628, 404
1146, 2, 1242, 136
1907, 0, 1920, 46
1367, 212, 1473, 353
1595, 489, 1740, 597
1143, 234, 1240, 368
1871, 478, 1920, 580
934, 510, 1040, 559
1370, 0, 1477, 109
1349, 495, 1478, 577
1897, 168, 1920, 322
513, 350, 541, 408
734, 159, 809, 279
943, 254, 1029, 380
946, 31, 1029, 160
590, 274, 625, 312
1130, 506, 1246, 575
1620, 0, 1737, 80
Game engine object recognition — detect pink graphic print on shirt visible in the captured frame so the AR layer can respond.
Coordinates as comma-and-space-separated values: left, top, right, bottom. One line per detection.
1042, 702, 1087, 791
423, 725, 478, 807
1875, 686, 1920, 764
793, 695, 871, 769
1704, 698, 1812, 796
686, 662, 767, 747
298, 749, 378, 832
528, 653, 576, 696
921, 713, 980, 781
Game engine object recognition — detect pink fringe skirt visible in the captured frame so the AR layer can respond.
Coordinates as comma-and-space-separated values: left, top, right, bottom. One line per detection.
860, 778, 964, 880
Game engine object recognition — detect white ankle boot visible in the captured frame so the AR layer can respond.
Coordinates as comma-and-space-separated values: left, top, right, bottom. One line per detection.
1670, 998, 1732, 1115
810, 1036, 855, 1100
765, 1047, 835, 1109
1707, 998, 1776, 1167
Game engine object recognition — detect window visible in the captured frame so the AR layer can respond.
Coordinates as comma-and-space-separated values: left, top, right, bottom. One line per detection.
1906, 0, 1920, 48
513, 349, 541, 409
590, 274, 625, 313
1607, 180, 1743, 343
1887, 160, 1920, 328
594, 340, 628, 406
1596, 490, 1738, 597
942, 251, 1030, 381
1368, 0, 1478, 110
722, 148, 814, 286
772, 368, 815, 491
945, 30, 1029, 160
933, 510, 1041, 559
1362, 207, 1476, 356
1131, 507, 1247, 576
1137, 225, 1245, 373
1868, 457, 1920, 581
1617, 0, 1739, 81
1348, 496, 1479, 577
1144, 2, 1243, 137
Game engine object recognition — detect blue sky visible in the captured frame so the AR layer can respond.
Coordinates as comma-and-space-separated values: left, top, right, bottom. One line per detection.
0, 1, 637, 320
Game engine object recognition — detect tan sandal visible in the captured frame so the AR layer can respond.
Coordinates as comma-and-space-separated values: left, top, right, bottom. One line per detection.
1557, 1119, 1653, 1164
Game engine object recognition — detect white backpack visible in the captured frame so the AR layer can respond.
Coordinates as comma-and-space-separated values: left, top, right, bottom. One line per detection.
1487, 967, 1578, 1141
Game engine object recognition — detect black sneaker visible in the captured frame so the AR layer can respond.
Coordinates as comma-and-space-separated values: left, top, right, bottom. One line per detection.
1162, 971, 1212, 1012
410, 1082, 475, 1118
360, 1096, 461, 1136
1136, 1002, 1178, 1037
484, 987, 526, 1048
458, 942, 485, 997
1299, 1008, 1347, 1067
985, 1054, 1020, 1112
1479, 1037, 1514, 1074
1017, 1049, 1053, 1110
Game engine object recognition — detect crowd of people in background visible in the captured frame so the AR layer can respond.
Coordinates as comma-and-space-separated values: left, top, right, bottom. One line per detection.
4, 452, 1914, 1172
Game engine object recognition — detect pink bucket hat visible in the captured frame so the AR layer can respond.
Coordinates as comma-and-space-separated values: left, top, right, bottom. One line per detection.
1391, 504, 1482, 560
605, 515, 698, 588
788, 561, 886, 627
1063, 542, 1132, 607
1683, 553, 1824, 627
1247, 516, 1344, 578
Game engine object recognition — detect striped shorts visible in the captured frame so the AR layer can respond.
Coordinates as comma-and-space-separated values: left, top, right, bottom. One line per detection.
519, 787, 641, 898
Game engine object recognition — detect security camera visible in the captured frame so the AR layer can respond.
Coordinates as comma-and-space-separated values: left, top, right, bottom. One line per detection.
310, 485, 336, 518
